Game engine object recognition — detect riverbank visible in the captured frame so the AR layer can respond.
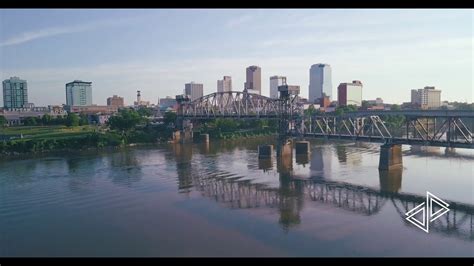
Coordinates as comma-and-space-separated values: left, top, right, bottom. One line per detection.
0, 125, 278, 158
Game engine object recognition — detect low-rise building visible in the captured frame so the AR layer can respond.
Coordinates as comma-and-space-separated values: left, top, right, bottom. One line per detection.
107, 95, 124, 107
0, 105, 67, 126
367, 97, 384, 106
411, 86, 441, 109
159, 96, 178, 112
65, 105, 118, 115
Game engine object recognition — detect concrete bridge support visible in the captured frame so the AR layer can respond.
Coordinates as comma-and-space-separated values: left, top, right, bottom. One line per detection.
378, 144, 403, 170
258, 158, 273, 171
258, 145, 273, 159
295, 141, 310, 155
172, 129, 193, 144
277, 140, 292, 158
172, 130, 181, 144
277, 140, 293, 174
199, 134, 209, 143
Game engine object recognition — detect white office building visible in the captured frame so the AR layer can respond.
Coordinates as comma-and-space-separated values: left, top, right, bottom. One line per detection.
217, 76, 232, 93
269, 76, 287, 99
309, 64, 332, 103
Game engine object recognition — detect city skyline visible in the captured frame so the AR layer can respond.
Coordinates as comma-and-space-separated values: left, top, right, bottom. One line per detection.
0, 9, 472, 106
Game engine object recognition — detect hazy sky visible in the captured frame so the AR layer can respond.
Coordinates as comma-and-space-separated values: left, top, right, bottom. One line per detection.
0, 9, 472, 106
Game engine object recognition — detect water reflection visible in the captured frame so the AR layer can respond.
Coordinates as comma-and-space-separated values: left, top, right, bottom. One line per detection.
258, 158, 273, 171
66, 158, 81, 173
171, 144, 194, 194
1, 138, 473, 257
379, 168, 403, 193
277, 157, 304, 232
165, 141, 474, 241
335, 144, 362, 166
310, 147, 332, 178
107, 150, 142, 187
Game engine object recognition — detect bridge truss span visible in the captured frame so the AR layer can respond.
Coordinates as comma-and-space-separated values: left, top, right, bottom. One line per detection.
180, 91, 282, 119
300, 112, 474, 149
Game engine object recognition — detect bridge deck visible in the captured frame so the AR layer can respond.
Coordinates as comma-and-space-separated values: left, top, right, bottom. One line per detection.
300, 133, 474, 149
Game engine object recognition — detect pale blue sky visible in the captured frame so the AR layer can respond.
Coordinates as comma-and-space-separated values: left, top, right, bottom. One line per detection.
0, 9, 472, 106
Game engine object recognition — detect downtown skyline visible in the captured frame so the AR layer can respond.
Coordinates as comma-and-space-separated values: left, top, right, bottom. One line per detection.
0, 9, 472, 106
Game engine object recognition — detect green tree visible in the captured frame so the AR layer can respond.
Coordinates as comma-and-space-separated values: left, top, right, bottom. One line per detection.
0, 115, 7, 127
163, 111, 177, 125
361, 100, 371, 109
79, 113, 89, 126
304, 104, 316, 116
335, 105, 358, 116
108, 109, 143, 132
65, 113, 80, 127
41, 114, 52, 125
23, 117, 38, 126
391, 104, 401, 111
137, 107, 154, 117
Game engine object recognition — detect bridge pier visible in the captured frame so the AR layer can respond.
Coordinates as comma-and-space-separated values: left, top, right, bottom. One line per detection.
295, 154, 309, 166
277, 140, 293, 174
258, 158, 273, 171
172, 130, 181, 144
199, 133, 209, 143
378, 144, 403, 170
295, 141, 310, 155
277, 140, 292, 158
172, 129, 193, 144
258, 145, 273, 159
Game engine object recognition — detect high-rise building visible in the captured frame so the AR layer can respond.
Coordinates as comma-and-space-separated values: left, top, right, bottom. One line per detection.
2, 77, 28, 109
217, 76, 232, 93
411, 86, 441, 109
270, 76, 287, 98
185, 82, 204, 101
338, 80, 363, 107
107, 95, 124, 107
65, 80, 92, 106
244, 66, 261, 94
309, 64, 332, 103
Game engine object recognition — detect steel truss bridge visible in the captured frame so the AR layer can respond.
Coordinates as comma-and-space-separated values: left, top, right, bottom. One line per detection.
177, 91, 474, 148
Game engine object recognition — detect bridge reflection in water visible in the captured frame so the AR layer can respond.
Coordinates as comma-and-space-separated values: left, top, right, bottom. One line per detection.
167, 142, 474, 242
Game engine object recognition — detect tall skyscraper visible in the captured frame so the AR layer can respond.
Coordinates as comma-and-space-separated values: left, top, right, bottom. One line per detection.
217, 76, 232, 93
269, 76, 287, 99
2, 77, 28, 109
411, 86, 441, 109
185, 82, 204, 101
65, 80, 92, 106
309, 64, 332, 103
244, 65, 261, 94
338, 80, 363, 107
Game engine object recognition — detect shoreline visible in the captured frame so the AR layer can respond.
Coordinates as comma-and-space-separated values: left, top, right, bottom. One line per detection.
0, 133, 278, 160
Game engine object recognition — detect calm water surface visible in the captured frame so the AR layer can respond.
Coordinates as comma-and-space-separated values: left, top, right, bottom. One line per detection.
0, 137, 473, 256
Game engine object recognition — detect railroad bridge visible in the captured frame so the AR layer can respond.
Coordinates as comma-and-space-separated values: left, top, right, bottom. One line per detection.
175, 90, 473, 169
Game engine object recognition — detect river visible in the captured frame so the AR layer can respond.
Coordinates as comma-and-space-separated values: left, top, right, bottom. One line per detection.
0, 137, 473, 257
